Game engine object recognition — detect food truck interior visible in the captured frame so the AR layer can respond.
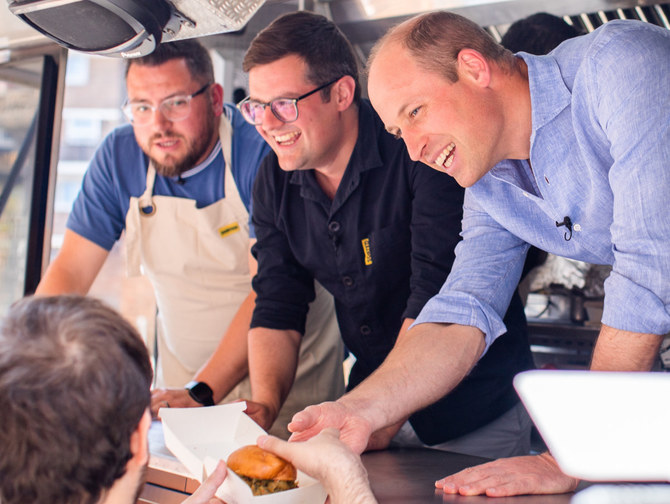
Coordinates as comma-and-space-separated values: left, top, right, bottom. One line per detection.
2, 1, 670, 502
2, 0, 669, 370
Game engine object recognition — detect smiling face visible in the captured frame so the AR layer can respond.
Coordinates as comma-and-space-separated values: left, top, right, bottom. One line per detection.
248, 54, 354, 175
126, 58, 221, 178
368, 41, 506, 188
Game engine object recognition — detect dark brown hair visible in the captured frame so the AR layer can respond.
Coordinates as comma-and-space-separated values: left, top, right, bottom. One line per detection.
0, 295, 152, 504
243, 11, 361, 103
125, 38, 214, 86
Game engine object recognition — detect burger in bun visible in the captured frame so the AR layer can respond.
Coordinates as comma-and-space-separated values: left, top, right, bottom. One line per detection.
227, 445, 298, 496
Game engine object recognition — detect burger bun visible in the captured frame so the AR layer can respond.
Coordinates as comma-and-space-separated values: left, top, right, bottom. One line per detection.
227, 445, 297, 482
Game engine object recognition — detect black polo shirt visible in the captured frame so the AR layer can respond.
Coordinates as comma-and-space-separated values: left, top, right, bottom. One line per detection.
251, 100, 533, 445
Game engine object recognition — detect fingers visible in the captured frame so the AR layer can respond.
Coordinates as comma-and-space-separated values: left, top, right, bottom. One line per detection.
436, 472, 505, 496
150, 388, 170, 417
287, 402, 369, 453
204, 460, 227, 487
150, 388, 198, 416
184, 460, 227, 504
436, 463, 522, 497
436, 460, 511, 496
257, 434, 287, 456
435, 454, 579, 497
287, 404, 321, 434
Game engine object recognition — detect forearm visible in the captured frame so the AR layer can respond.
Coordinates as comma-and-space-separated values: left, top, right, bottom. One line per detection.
248, 327, 301, 419
328, 470, 377, 504
35, 230, 108, 295
36, 264, 89, 295
340, 322, 485, 431
194, 291, 255, 402
591, 324, 663, 371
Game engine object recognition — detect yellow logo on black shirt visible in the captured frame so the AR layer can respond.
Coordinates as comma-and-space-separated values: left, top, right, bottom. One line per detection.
362, 238, 373, 266
218, 222, 240, 237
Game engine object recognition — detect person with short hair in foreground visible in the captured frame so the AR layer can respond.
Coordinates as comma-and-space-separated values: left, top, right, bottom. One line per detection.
0, 295, 372, 504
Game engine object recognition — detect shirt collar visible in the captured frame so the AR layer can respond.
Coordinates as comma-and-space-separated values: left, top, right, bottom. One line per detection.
166, 104, 233, 182
348, 99, 385, 173
488, 54, 571, 186
519, 52, 572, 134
169, 140, 222, 181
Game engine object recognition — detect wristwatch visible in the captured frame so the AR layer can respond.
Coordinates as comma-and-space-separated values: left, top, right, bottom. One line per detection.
185, 380, 215, 406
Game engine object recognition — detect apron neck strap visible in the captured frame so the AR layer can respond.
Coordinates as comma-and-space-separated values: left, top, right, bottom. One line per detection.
219, 111, 233, 170
139, 163, 157, 209
140, 110, 234, 208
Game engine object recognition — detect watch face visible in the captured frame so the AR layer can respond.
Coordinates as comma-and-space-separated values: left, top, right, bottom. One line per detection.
188, 381, 214, 406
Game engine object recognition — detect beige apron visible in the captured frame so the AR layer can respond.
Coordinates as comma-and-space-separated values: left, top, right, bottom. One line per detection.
125, 115, 344, 437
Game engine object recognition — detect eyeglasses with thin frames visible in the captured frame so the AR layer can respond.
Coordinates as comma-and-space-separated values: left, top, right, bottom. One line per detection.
122, 83, 212, 125
237, 77, 341, 125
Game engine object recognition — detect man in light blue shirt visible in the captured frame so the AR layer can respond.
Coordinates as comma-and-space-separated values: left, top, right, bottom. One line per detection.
287, 11, 670, 497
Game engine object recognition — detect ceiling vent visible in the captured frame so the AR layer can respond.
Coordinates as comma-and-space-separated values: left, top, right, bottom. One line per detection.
7, 0, 265, 58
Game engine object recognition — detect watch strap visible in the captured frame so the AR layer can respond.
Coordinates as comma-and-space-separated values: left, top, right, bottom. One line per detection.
185, 380, 215, 406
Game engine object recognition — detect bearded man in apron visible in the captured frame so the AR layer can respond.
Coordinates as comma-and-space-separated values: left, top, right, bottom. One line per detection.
36, 40, 344, 438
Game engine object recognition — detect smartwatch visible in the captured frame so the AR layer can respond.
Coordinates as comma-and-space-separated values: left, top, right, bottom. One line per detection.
185, 380, 215, 406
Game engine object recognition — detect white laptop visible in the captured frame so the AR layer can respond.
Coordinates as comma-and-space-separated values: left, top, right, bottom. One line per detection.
514, 370, 670, 503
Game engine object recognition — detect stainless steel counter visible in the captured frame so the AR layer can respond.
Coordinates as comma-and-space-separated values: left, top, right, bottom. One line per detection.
362, 447, 575, 504
139, 428, 578, 503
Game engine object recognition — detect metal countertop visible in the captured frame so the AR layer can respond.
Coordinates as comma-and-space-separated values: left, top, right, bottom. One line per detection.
362, 447, 575, 504
141, 427, 577, 503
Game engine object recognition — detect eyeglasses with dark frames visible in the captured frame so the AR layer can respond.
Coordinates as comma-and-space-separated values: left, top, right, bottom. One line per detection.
237, 77, 341, 125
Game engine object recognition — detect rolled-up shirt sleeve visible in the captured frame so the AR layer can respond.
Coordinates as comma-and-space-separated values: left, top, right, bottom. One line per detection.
403, 162, 465, 320
591, 26, 670, 335
415, 190, 529, 350
250, 158, 314, 335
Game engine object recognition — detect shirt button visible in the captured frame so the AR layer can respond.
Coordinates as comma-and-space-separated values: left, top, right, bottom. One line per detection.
523, 192, 529, 197
328, 221, 341, 233
573, 223, 582, 232
342, 276, 354, 287
360, 325, 372, 336
544, 176, 549, 184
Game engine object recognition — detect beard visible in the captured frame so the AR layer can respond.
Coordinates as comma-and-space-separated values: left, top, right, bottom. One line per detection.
148, 114, 217, 178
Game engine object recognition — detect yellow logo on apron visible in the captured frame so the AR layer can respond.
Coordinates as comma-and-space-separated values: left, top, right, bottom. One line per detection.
218, 222, 240, 237
361, 238, 373, 265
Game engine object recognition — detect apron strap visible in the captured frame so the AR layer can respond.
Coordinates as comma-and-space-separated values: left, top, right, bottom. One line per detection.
138, 112, 235, 219
139, 164, 157, 216
220, 111, 233, 171
218, 112, 248, 226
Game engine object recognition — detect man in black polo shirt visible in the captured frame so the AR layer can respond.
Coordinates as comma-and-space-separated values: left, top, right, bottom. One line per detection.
237, 11, 534, 458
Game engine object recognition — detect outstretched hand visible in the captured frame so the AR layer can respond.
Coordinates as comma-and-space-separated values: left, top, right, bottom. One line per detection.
259, 429, 361, 485
287, 401, 373, 454
435, 453, 579, 497
259, 429, 377, 504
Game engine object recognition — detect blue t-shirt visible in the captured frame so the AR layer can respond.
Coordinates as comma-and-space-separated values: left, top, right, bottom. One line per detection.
67, 104, 270, 250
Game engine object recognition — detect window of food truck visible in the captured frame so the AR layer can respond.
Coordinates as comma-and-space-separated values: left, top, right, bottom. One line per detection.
0, 56, 44, 312
48, 51, 157, 344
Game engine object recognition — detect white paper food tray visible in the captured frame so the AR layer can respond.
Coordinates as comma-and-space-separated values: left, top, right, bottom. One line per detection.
160, 403, 327, 503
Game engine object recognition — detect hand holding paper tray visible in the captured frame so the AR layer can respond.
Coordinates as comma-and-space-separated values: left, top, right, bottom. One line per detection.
160, 402, 327, 504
